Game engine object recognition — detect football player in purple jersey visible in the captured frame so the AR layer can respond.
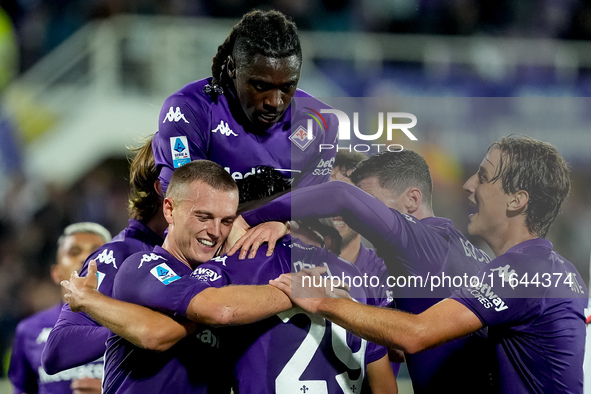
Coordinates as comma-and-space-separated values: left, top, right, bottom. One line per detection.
329, 152, 391, 303
8, 222, 110, 394
41, 135, 168, 374
152, 9, 338, 195
269, 136, 588, 394
59, 165, 397, 394
231, 149, 494, 393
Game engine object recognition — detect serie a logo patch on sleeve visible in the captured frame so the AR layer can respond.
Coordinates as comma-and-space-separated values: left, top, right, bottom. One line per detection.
170, 136, 191, 168
150, 263, 181, 285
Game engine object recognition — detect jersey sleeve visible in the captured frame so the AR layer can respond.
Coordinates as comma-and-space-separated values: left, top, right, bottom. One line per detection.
242, 181, 404, 248
43, 246, 125, 373
365, 340, 388, 365
451, 255, 541, 327
8, 322, 38, 394
41, 303, 110, 374
113, 254, 226, 318
154, 93, 211, 194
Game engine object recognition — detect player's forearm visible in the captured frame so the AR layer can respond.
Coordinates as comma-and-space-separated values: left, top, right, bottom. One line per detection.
242, 181, 393, 244
78, 291, 193, 351
187, 285, 292, 326
315, 297, 428, 354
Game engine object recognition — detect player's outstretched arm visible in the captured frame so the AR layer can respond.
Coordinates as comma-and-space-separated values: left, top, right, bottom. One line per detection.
61, 261, 195, 352
270, 271, 483, 354
42, 306, 111, 373
186, 284, 293, 327
235, 181, 395, 258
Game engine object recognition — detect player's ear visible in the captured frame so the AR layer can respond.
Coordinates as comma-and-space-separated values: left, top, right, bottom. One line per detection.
50, 263, 61, 285
507, 190, 529, 213
163, 197, 175, 224
226, 56, 236, 79
154, 179, 163, 197
405, 187, 422, 215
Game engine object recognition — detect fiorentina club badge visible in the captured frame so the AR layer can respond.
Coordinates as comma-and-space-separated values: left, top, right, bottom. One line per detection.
289, 125, 315, 151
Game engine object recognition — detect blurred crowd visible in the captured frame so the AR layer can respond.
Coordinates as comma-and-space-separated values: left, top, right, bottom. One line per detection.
1, 0, 591, 73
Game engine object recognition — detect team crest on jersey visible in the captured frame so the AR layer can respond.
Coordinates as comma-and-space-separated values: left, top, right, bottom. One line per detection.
289, 125, 315, 151
170, 136, 191, 168
150, 263, 181, 285
163, 106, 189, 123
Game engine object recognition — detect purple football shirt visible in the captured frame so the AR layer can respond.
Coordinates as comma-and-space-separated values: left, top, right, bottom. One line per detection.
452, 238, 588, 393
241, 181, 496, 392
102, 246, 228, 394
355, 243, 393, 306
153, 78, 338, 194
169, 237, 387, 393
42, 219, 164, 374
9, 304, 103, 394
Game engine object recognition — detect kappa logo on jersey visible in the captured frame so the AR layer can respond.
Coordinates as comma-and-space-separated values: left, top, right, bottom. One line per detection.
211, 255, 228, 266
36, 327, 52, 344
97, 249, 117, 269
138, 252, 165, 269
490, 264, 517, 289
289, 125, 315, 151
163, 106, 189, 123
212, 120, 238, 137
312, 157, 334, 176
150, 263, 181, 285
191, 267, 222, 282
170, 136, 191, 168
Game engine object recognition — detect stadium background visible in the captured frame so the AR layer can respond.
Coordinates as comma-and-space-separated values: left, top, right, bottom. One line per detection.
0, 1, 590, 392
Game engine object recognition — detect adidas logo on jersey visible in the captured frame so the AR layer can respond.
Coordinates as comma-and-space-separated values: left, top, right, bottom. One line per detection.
163, 106, 189, 123
212, 120, 238, 137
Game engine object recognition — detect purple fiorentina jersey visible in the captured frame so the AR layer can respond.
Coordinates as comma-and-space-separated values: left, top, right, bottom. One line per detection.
242, 181, 496, 393
166, 236, 387, 394
9, 304, 103, 394
452, 238, 588, 394
42, 219, 163, 374
153, 78, 338, 194
103, 246, 228, 394
355, 243, 392, 306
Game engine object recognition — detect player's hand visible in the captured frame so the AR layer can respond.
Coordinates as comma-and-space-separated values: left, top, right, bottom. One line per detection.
227, 221, 288, 259
269, 266, 351, 314
61, 260, 99, 312
71, 377, 102, 394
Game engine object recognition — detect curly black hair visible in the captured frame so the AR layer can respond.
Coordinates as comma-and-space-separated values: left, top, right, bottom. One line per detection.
204, 10, 302, 97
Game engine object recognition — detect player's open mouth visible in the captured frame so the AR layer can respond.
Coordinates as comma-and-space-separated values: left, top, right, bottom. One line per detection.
332, 217, 347, 228
467, 199, 478, 217
198, 239, 215, 247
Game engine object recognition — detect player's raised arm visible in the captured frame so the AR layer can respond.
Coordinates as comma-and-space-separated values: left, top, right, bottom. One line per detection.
233, 181, 396, 256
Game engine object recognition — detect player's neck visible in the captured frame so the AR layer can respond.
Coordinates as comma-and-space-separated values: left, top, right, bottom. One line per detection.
339, 236, 361, 264
486, 223, 537, 257
144, 212, 168, 239
410, 205, 434, 221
